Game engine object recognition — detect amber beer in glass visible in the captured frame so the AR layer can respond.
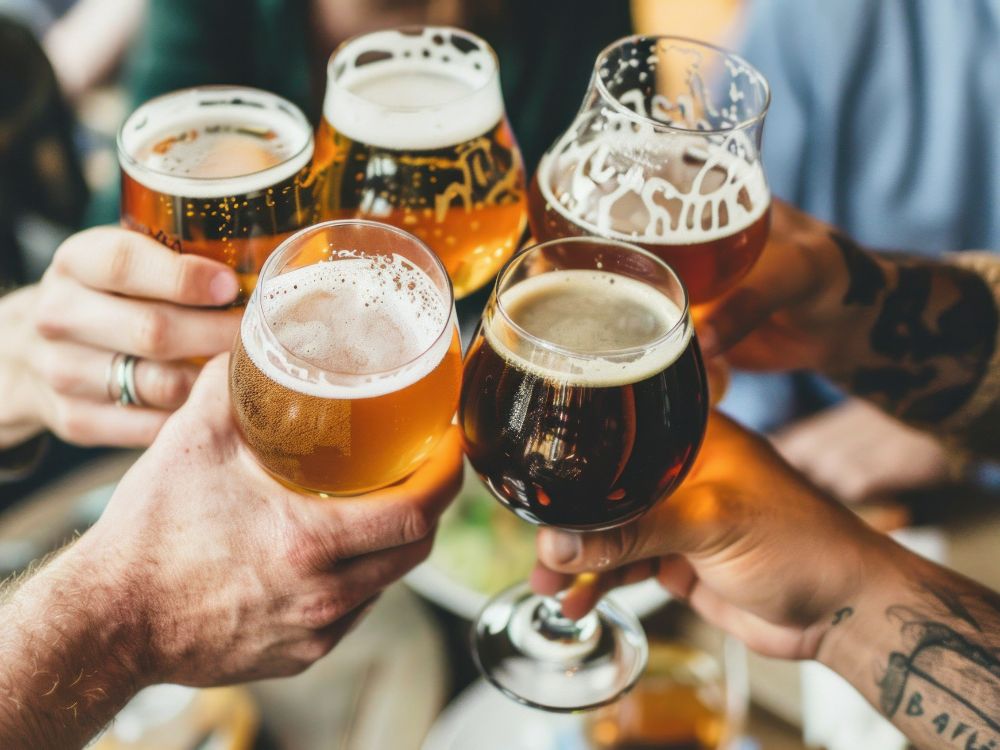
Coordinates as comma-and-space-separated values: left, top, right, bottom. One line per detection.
461, 237, 708, 712
528, 36, 771, 306
230, 220, 462, 496
118, 86, 316, 301
314, 26, 527, 299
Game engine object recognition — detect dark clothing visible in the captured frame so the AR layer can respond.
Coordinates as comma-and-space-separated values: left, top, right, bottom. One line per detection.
125, 0, 632, 172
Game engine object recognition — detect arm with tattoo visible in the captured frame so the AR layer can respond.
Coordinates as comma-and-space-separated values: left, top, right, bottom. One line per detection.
819, 547, 1000, 750
823, 234, 1000, 445
704, 201, 1000, 457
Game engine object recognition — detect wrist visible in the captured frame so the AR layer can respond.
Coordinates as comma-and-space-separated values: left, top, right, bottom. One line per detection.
814, 532, 911, 675
59, 530, 156, 689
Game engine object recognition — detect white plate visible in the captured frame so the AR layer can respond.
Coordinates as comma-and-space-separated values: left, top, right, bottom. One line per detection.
422, 680, 587, 750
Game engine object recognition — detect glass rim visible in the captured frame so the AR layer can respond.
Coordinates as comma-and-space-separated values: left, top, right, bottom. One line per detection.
253, 219, 456, 382
116, 84, 314, 187
491, 236, 691, 360
325, 25, 501, 115
593, 34, 771, 136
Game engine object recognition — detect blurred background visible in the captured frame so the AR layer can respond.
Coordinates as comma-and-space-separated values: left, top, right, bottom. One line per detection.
2, 0, 998, 748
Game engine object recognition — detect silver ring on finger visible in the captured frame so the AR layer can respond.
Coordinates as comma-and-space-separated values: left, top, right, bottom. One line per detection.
106, 352, 124, 403
116, 354, 144, 408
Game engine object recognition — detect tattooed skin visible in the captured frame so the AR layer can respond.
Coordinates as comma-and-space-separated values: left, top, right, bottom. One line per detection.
877, 582, 1000, 750
828, 230, 999, 426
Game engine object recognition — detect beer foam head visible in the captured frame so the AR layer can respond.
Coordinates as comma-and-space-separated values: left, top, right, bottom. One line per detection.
119, 87, 314, 198
324, 27, 504, 150
241, 254, 455, 399
486, 270, 692, 388
539, 133, 769, 246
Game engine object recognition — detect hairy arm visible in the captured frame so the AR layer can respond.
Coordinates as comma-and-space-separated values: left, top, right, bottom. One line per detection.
0, 536, 147, 749
819, 544, 1000, 750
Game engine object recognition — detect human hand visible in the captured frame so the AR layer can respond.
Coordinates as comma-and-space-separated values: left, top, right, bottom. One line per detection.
74, 354, 464, 686
772, 399, 951, 529
699, 200, 885, 373
7, 227, 242, 447
532, 413, 897, 661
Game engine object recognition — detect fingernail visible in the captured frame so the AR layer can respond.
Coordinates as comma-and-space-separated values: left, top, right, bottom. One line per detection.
210, 271, 239, 305
548, 533, 581, 565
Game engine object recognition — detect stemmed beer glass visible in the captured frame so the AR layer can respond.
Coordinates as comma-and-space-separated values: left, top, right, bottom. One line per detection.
529, 35, 771, 306
460, 237, 709, 711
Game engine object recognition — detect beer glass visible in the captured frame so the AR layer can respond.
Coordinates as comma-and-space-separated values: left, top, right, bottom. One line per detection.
460, 237, 709, 711
118, 86, 316, 302
314, 26, 528, 299
528, 36, 771, 306
231, 220, 462, 496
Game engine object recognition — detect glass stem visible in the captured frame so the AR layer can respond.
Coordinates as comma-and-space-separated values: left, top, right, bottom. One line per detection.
509, 590, 602, 663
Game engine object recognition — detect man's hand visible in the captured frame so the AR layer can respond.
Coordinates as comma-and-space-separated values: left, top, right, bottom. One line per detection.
700, 201, 999, 434
0, 227, 242, 449
532, 413, 891, 661
0, 355, 463, 748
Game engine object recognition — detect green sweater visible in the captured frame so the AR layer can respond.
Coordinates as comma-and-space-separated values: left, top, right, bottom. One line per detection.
89, 0, 631, 226
126, 0, 631, 171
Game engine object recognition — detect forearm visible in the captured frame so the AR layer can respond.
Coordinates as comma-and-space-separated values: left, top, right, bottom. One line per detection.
818, 540, 1000, 750
0, 535, 147, 749
820, 235, 1000, 453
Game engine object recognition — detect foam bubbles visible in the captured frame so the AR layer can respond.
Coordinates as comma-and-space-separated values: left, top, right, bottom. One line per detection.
323, 27, 504, 151
119, 88, 313, 198
485, 270, 692, 388
539, 134, 769, 246
242, 254, 455, 400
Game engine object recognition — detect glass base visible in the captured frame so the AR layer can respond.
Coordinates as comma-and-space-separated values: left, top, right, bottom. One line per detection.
473, 581, 648, 712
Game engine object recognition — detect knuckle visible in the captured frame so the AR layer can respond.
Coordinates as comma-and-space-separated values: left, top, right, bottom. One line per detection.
38, 349, 76, 394
399, 502, 434, 544
134, 308, 170, 356
106, 240, 136, 289
33, 291, 66, 340
51, 400, 90, 444
297, 637, 336, 665
297, 593, 347, 630
173, 257, 203, 301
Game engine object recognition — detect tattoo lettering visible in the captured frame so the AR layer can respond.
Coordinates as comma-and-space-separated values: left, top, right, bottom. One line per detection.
832, 231, 887, 305
879, 603, 1000, 750
833, 606, 855, 626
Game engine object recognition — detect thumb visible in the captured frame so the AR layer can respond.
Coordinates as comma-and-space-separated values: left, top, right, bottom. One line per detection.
535, 482, 728, 576
179, 352, 232, 421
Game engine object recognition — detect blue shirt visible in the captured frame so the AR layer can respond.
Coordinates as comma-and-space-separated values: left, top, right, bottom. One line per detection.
738, 0, 1000, 254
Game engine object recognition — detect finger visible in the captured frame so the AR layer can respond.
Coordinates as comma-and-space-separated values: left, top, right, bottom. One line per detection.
293, 537, 433, 630
36, 340, 200, 409
302, 427, 465, 561
686, 581, 813, 659
529, 562, 574, 596
530, 560, 663, 620
52, 226, 239, 305
698, 285, 787, 358
36, 280, 242, 359
657, 554, 698, 600
42, 397, 169, 447
178, 353, 233, 422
